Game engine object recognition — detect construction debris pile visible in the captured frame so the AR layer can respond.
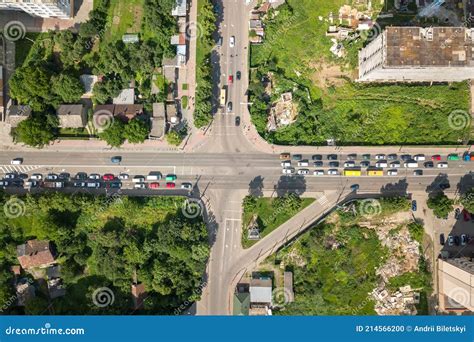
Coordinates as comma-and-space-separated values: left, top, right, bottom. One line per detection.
371, 285, 421, 315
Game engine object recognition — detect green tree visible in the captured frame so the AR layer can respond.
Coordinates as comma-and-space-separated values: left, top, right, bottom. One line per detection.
98, 120, 125, 147
427, 193, 454, 219
461, 190, 474, 213
166, 130, 183, 146
13, 115, 56, 147
52, 74, 84, 103
124, 118, 149, 144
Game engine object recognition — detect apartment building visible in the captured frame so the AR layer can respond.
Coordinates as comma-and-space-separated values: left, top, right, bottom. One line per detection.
438, 258, 474, 313
0, 0, 72, 19
358, 26, 474, 82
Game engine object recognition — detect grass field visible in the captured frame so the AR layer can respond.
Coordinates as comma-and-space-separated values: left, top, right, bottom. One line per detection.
104, 0, 144, 43
249, 0, 471, 145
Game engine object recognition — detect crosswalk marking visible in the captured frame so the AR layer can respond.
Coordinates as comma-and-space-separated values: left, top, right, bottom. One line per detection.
0, 165, 43, 174
317, 195, 329, 206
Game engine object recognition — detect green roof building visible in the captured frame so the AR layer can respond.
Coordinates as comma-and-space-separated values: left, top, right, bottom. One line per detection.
233, 292, 250, 316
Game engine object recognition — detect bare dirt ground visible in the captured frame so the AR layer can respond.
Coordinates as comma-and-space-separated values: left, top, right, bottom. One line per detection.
309, 61, 352, 91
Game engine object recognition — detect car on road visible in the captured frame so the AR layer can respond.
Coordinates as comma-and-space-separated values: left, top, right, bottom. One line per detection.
437, 162, 448, 168
344, 161, 355, 167
375, 160, 388, 168
447, 234, 454, 246
411, 200, 417, 212
102, 174, 115, 181
31, 174, 42, 180
413, 154, 426, 161
118, 173, 129, 180
235, 116, 240, 126
431, 155, 441, 161
227, 102, 233, 112
46, 173, 58, 180
375, 154, 386, 160
282, 168, 295, 175
297, 169, 310, 175
328, 169, 339, 175
350, 184, 359, 191
75, 172, 88, 180
228, 75, 233, 85
413, 169, 423, 176
166, 174, 177, 181
313, 170, 324, 176
329, 161, 339, 168
312, 154, 322, 161
11, 158, 23, 165
387, 154, 398, 160
217, 36, 222, 46
281, 160, 291, 168
461, 234, 468, 246
236, 71, 241, 80
455, 208, 461, 219
362, 154, 371, 160
314, 161, 323, 167
89, 173, 101, 180
327, 154, 338, 160
292, 154, 303, 161
347, 154, 357, 160
149, 182, 160, 189
280, 153, 290, 160
230, 36, 235, 47
5, 173, 16, 179
111, 156, 122, 163
298, 160, 309, 167
166, 182, 176, 189
440, 233, 445, 245
389, 161, 400, 168
400, 154, 411, 161
133, 176, 145, 183
424, 161, 434, 168
181, 183, 193, 190
463, 209, 471, 221
58, 172, 70, 180
387, 169, 398, 176
360, 161, 370, 168
134, 183, 146, 189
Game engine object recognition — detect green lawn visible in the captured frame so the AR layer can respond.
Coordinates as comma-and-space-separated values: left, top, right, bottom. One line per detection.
104, 0, 144, 43
241, 195, 315, 249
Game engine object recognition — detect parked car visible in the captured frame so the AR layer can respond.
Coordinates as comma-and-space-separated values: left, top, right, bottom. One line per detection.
375, 161, 388, 168
375, 154, 386, 160
447, 234, 454, 246
102, 174, 115, 181
312, 154, 322, 161
133, 176, 145, 183
413, 169, 423, 176
439, 233, 445, 246
282, 168, 295, 175
362, 154, 371, 160
297, 169, 310, 175
228, 75, 233, 85
5, 173, 16, 180
111, 156, 122, 163
411, 200, 417, 212
437, 162, 448, 168
327, 154, 338, 160
30, 174, 42, 180
328, 169, 339, 175
314, 161, 323, 167
108, 182, 122, 189
389, 161, 400, 168
455, 208, 461, 219
461, 234, 468, 246
46, 173, 58, 180
148, 182, 160, 189
292, 154, 303, 161
58, 172, 70, 180
431, 154, 441, 161
73, 182, 86, 188
227, 102, 233, 112
25, 181, 39, 188
281, 161, 291, 168
344, 161, 355, 167
454, 235, 461, 246
235, 116, 241, 126
280, 153, 291, 160
448, 153, 460, 161
387, 169, 398, 176
400, 154, 411, 161
229, 36, 235, 47
166, 182, 176, 189
118, 173, 129, 180
387, 154, 398, 160
134, 183, 146, 189
360, 161, 370, 168
86, 182, 101, 188
89, 173, 101, 180
424, 161, 434, 168
181, 183, 193, 190
313, 170, 324, 176
236, 71, 241, 80
404, 161, 419, 168
347, 154, 357, 160
165, 174, 177, 181
297, 160, 309, 167
413, 154, 426, 161
350, 184, 359, 191
329, 161, 340, 168
75, 172, 88, 180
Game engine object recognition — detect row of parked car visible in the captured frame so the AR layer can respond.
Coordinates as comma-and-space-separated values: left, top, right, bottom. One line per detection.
440, 233, 470, 246
280, 152, 462, 162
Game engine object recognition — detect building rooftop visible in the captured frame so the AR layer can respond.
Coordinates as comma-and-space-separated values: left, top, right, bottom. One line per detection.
17, 240, 56, 269
57, 104, 87, 128
113, 88, 135, 105
385, 27, 474, 68
249, 278, 272, 304
438, 258, 474, 312
233, 292, 250, 315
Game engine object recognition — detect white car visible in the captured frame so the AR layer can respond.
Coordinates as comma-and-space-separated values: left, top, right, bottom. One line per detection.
118, 173, 129, 180
375, 154, 386, 160
437, 162, 448, 168
181, 183, 193, 190
46, 173, 58, 180
344, 161, 355, 167
297, 169, 310, 175
413, 154, 426, 161
387, 169, 398, 176
5, 173, 16, 179
11, 158, 22, 165
328, 169, 339, 175
404, 162, 419, 168
282, 168, 295, 175
230, 36, 235, 48
134, 183, 146, 189
313, 170, 324, 176
297, 160, 309, 167
30, 174, 43, 180
389, 161, 400, 168
375, 161, 388, 168
89, 173, 101, 180
133, 176, 145, 183
281, 161, 291, 168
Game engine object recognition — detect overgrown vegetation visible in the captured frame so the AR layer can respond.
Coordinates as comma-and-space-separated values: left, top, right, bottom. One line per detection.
249, 0, 470, 145
427, 192, 454, 219
0, 192, 209, 314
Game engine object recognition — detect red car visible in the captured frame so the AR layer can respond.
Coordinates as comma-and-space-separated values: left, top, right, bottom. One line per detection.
149, 182, 160, 189
431, 155, 441, 161
228, 75, 233, 84
102, 174, 115, 181
463, 209, 471, 222
166, 182, 176, 189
